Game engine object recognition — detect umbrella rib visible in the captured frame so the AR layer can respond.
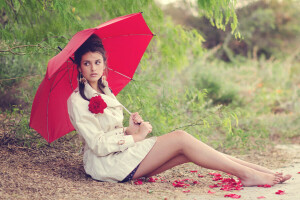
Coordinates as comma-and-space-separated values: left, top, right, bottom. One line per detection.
47, 67, 72, 142
50, 69, 70, 92
101, 33, 153, 40
47, 88, 51, 142
67, 61, 75, 91
107, 67, 134, 81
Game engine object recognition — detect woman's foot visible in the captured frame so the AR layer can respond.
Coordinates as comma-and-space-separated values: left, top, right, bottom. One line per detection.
275, 172, 292, 183
240, 169, 282, 187
280, 174, 292, 183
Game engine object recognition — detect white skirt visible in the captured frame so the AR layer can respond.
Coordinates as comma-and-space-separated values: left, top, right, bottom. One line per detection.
83, 137, 157, 182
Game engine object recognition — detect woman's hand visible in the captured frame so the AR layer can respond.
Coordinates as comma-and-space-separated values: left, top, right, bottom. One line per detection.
131, 112, 144, 125
126, 112, 144, 135
139, 121, 152, 135
133, 121, 152, 142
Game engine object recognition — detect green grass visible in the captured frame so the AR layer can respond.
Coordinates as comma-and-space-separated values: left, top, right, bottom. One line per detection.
1, 48, 299, 152
118, 50, 300, 151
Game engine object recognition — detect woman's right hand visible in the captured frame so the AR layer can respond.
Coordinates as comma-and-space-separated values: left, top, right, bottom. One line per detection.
126, 113, 142, 135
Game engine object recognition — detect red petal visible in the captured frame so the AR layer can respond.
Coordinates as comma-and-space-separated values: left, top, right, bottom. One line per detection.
224, 194, 241, 198
209, 184, 219, 188
190, 170, 198, 173
257, 184, 271, 188
183, 190, 190, 193
134, 180, 143, 185
275, 190, 285, 195
257, 196, 265, 199
147, 177, 157, 182
208, 190, 216, 194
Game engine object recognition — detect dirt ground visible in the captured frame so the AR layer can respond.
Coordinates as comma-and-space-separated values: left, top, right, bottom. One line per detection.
0, 133, 297, 200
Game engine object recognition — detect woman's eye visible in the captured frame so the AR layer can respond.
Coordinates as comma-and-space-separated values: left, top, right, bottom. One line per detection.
83, 62, 90, 66
95, 60, 101, 65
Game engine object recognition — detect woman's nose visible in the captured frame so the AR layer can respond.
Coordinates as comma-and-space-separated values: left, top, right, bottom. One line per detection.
91, 64, 96, 71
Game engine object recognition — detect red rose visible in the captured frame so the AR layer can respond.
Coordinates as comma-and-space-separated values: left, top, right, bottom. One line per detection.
88, 95, 107, 114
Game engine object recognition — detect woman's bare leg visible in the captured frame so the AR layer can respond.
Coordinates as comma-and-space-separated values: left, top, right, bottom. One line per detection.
144, 148, 291, 183
145, 155, 189, 177
224, 154, 291, 182
224, 154, 275, 174
133, 130, 288, 186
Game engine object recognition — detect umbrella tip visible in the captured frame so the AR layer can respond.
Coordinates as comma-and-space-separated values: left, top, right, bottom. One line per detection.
153, 34, 156, 36
140, 11, 143, 14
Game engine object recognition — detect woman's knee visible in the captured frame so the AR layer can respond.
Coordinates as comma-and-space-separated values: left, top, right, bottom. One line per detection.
169, 130, 192, 153
172, 130, 189, 137
170, 130, 192, 144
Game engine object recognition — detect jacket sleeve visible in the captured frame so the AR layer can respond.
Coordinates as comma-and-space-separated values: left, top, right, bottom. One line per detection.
67, 95, 135, 157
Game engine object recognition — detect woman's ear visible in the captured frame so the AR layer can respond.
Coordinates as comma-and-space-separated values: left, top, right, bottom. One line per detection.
101, 76, 108, 87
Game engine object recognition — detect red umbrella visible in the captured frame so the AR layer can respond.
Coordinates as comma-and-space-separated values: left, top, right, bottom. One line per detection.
30, 12, 154, 143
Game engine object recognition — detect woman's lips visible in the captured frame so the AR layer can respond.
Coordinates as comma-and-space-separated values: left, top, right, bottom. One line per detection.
90, 73, 98, 77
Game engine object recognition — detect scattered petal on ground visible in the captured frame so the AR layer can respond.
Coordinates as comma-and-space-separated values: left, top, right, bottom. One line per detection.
134, 179, 143, 185
172, 179, 190, 188
147, 177, 158, 182
209, 184, 219, 188
208, 172, 244, 191
257, 184, 271, 188
257, 196, 265, 199
208, 190, 216, 194
275, 190, 285, 195
209, 172, 222, 176
183, 190, 190, 193
190, 170, 198, 173
224, 194, 241, 198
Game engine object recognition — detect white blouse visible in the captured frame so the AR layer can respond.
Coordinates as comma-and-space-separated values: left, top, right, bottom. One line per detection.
67, 82, 157, 182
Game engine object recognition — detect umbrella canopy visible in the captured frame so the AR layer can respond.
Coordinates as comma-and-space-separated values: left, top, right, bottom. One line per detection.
30, 12, 154, 143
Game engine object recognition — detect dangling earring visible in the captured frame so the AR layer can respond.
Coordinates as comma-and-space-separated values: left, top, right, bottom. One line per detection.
79, 72, 87, 83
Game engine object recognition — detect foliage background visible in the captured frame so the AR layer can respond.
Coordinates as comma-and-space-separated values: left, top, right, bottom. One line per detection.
0, 0, 299, 151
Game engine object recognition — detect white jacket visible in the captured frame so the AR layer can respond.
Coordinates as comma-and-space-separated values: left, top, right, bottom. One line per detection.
67, 82, 156, 182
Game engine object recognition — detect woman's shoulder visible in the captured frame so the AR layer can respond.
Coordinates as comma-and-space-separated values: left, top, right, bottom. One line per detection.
68, 89, 88, 107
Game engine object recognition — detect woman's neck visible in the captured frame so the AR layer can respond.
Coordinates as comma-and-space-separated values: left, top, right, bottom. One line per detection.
89, 82, 104, 94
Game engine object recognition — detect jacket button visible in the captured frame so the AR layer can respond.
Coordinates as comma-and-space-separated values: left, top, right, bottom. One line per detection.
118, 140, 125, 145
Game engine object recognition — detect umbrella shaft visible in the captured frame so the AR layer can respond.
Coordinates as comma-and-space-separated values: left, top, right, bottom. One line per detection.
107, 67, 133, 81
121, 104, 131, 115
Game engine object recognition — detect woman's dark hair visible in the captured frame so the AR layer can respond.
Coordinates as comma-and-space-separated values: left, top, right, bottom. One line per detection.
74, 34, 108, 101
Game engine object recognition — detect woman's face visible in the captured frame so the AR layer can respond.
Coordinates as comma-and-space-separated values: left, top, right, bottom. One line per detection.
79, 51, 105, 88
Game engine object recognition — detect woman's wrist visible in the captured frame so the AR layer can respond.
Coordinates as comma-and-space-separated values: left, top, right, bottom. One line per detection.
132, 134, 143, 142
124, 127, 128, 135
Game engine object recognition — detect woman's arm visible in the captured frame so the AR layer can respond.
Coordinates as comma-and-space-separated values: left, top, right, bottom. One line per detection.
68, 96, 135, 157
125, 112, 152, 142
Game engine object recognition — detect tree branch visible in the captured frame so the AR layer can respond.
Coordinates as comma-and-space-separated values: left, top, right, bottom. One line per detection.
0, 74, 41, 83
0, 35, 68, 55
170, 122, 205, 132
0, 44, 42, 55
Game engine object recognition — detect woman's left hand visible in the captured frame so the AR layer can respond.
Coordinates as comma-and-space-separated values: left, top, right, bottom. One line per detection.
131, 112, 144, 125
126, 112, 144, 135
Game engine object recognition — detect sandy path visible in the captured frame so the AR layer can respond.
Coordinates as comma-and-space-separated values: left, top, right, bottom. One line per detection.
0, 143, 298, 200
186, 144, 300, 200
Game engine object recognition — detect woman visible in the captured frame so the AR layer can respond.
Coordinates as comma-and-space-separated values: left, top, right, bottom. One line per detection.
67, 34, 291, 185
